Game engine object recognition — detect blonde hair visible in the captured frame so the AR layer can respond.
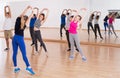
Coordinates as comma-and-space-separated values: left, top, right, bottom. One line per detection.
21, 16, 25, 29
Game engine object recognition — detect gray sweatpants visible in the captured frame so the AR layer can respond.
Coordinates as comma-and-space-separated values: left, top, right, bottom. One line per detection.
108, 24, 117, 37
69, 33, 84, 56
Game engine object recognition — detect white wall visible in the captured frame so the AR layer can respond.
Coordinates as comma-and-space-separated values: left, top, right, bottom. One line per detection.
90, 0, 120, 30
0, 0, 89, 30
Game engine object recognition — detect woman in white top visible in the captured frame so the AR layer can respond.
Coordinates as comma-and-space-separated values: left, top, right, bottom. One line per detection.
94, 11, 103, 39
3, 6, 13, 51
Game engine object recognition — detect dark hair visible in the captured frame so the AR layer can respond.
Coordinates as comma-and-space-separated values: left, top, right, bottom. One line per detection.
91, 14, 94, 19
23, 15, 28, 21
96, 15, 99, 19
70, 15, 74, 18
67, 12, 70, 15
33, 14, 36, 17
6, 12, 10, 15
78, 15, 82, 20
40, 13, 45, 20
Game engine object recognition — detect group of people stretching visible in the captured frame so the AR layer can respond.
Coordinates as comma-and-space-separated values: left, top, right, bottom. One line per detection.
3, 5, 50, 75
87, 11, 118, 39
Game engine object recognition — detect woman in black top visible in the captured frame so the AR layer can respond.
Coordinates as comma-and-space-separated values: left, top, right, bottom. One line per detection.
12, 6, 35, 75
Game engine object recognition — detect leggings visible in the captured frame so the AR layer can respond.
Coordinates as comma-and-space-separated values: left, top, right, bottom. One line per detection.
108, 24, 117, 37
66, 30, 77, 49
104, 22, 108, 31
69, 33, 84, 56
29, 27, 35, 44
87, 22, 95, 35
94, 24, 102, 38
34, 30, 47, 52
12, 35, 30, 67
60, 24, 66, 37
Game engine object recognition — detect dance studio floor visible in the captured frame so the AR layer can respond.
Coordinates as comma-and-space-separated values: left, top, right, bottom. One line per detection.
0, 28, 120, 78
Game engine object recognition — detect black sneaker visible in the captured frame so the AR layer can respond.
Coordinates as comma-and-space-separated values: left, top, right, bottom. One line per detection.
67, 49, 71, 51
76, 49, 79, 52
40, 44, 42, 47
31, 43, 34, 46
4, 48, 9, 51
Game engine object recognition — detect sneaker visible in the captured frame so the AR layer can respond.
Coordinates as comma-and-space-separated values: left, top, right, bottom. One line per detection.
45, 52, 48, 57
67, 49, 71, 51
76, 49, 79, 52
33, 51, 39, 55
82, 56, 87, 62
4, 48, 9, 51
40, 44, 42, 47
14, 68, 20, 73
31, 43, 34, 46
26, 67, 35, 75
69, 55, 74, 60
100, 37, 103, 40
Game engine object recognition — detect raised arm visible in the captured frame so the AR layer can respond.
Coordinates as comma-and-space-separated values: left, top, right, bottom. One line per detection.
4, 6, 7, 17
7, 6, 12, 18
97, 11, 101, 16
67, 9, 72, 13
71, 10, 79, 21
20, 6, 32, 17
41, 8, 49, 25
62, 9, 67, 14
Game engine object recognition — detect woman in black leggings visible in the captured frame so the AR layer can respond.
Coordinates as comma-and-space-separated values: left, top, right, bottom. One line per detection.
94, 11, 103, 39
87, 11, 97, 35
34, 8, 49, 56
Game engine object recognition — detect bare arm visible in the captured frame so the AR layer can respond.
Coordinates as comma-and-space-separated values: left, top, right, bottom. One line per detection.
4, 6, 7, 17
62, 9, 67, 14
41, 8, 49, 25
20, 6, 32, 17
71, 10, 79, 21
97, 11, 101, 16
67, 9, 72, 14
7, 6, 12, 18
33, 7, 39, 19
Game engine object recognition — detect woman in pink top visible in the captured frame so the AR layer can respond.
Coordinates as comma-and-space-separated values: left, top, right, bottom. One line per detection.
108, 13, 118, 37
68, 10, 86, 61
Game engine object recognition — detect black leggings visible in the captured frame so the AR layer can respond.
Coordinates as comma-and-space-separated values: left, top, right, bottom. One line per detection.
34, 30, 47, 52
94, 24, 102, 38
66, 30, 77, 49
29, 27, 35, 44
60, 24, 66, 37
87, 22, 95, 35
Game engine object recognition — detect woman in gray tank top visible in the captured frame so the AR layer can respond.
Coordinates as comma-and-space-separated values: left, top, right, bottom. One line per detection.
87, 11, 97, 36
33, 8, 49, 56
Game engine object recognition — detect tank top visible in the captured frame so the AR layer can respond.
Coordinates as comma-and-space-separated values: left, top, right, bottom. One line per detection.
109, 17, 114, 24
34, 19, 41, 29
69, 21, 78, 34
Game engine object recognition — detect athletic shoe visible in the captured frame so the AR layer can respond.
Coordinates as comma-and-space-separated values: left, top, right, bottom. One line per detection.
26, 67, 35, 75
14, 68, 20, 73
67, 49, 71, 51
69, 55, 74, 60
31, 43, 34, 46
40, 44, 42, 47
33, 51, 38, 55
76, 49, 79, 52
82, 56, 87, 62
4, 48, 9, 51
45, 52, 48, 57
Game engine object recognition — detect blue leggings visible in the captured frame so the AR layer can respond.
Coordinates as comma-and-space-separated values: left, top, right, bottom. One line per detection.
12, 35, 30, 67
104, 22, 108, 31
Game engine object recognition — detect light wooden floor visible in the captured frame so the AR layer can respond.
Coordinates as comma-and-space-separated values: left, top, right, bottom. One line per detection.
0, 28, 120, 78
